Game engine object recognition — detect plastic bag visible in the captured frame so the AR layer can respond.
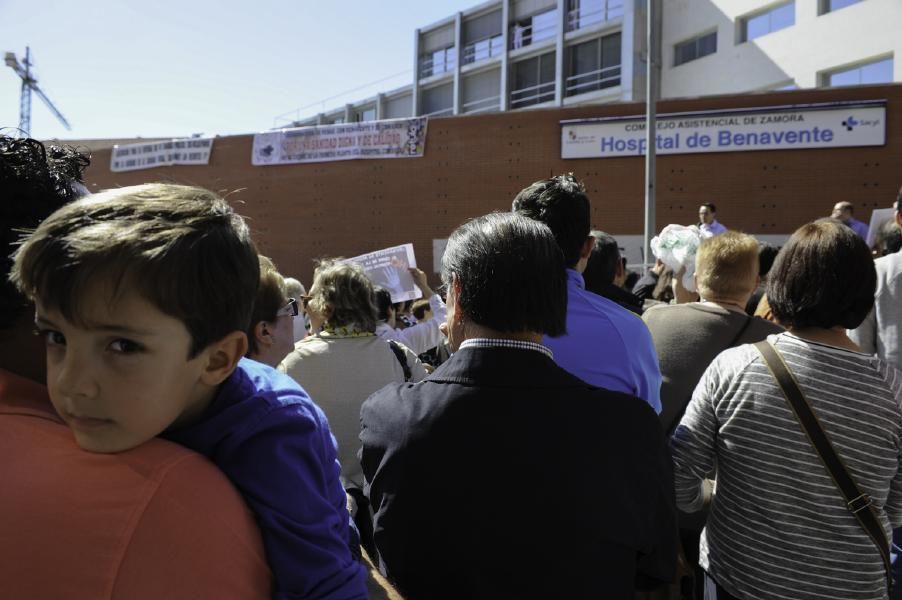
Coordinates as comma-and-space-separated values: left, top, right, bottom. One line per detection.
650, 224, 703, 292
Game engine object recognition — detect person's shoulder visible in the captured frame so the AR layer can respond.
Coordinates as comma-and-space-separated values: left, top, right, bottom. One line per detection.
748, 315, 784, 336
710, 338, 767, 374
579, 385, 662, 433
229, 358, 325, 426
876, 251, 902, 277
579, 284, 646, 324
642, 301, 689, 320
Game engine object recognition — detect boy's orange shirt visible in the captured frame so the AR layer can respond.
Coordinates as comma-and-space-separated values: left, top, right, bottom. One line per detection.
0, 368, 271, 599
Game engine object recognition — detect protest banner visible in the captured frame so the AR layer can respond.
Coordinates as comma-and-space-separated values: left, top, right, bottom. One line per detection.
345, 243, 422, 304
111, 138, 213, 172
252, 117, 427, 165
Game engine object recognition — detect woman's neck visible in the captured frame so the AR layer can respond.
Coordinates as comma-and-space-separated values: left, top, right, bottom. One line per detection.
788, 326, 862, 352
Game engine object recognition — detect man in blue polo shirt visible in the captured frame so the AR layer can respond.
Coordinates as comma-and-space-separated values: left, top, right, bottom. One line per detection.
513, 174, 662, 413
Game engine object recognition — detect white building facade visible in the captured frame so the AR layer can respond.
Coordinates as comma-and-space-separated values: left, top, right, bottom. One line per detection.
290, 0, 899, 127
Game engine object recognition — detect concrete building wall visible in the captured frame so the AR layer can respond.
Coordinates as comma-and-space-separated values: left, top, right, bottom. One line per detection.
85, 83, 902, 286
662, 0, 901, 97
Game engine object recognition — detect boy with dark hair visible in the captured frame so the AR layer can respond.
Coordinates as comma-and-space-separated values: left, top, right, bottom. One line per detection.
0, 137, 271, 599
12, 183, 367, 599
513, 173, 662, 413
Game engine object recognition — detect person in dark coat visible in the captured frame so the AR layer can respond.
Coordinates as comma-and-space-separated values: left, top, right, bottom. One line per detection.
360, 212, 678, 600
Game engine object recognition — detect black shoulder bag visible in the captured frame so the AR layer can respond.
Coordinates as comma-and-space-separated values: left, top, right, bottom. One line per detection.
387, 339, 412, 382
755, 341, 892, 593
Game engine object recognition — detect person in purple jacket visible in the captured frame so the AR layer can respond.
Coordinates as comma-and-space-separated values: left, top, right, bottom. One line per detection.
11, 182, 367, 600
512, 174, 662, 413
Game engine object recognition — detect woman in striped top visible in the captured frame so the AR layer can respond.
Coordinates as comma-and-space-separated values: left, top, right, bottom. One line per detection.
672, 220, 902, 600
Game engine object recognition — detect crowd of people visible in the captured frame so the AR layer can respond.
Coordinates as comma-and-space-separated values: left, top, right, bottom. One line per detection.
2, 133, 902, 600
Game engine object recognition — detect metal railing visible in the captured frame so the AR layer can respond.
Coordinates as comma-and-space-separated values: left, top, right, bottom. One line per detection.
423, 107, 454, 117
462, 95, 501, 114
565, 1, 624, 32
462, 34, 504, 65
419, 47, 457, 79
510, 80, 555, 108
564, 63, 621, 96
510, 10, 558, 50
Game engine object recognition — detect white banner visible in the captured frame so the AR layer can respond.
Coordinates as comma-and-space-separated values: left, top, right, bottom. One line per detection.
561, 102, 886, 159
344, 243, 422, 304
111, 138, 213, 172
252, 117, 427, 166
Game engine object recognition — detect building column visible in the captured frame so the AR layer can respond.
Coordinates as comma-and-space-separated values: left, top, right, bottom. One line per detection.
412, 29, 421, 116
344, 104, 353, 123
453, 12, 463, 115
376, 93, 385, 120
621, 0, 637, 102
500, 0, 511, 111
554, 0, 566, 106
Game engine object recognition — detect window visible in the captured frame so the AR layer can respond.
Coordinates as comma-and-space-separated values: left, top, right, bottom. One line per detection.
674, 31, 716, 66
819, 0, 863, 14
566, 0, 625, 31
421, 84, 453, 117
510, 52, 556, 108
356, 107, 376, 122
511, 8, 558, 50
824, 56, 893, 87
419, 46, 456, 78
566, 33, 621, 96
741, 2, 794, 42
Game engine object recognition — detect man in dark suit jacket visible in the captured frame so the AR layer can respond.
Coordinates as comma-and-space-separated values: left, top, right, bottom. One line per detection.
360, 213, 678, 599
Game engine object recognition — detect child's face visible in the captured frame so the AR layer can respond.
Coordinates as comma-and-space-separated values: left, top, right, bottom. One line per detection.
34, 282, 215, 453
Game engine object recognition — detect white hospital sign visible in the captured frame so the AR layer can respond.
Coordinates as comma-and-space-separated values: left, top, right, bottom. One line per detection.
561, 101, 886, 159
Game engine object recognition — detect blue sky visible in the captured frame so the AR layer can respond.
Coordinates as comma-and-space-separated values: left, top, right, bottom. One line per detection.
1, 0, 471, 140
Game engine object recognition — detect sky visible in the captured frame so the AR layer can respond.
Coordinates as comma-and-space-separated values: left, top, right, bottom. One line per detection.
0, 0, 473, 141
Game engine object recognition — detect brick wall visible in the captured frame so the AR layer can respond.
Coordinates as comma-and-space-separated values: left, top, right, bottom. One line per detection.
84, 83, 902, 286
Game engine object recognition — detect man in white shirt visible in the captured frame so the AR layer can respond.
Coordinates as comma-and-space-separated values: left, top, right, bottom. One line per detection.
698, 203, 727, 238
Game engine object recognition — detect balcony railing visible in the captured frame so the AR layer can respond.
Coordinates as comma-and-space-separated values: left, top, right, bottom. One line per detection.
510, 10, 558, 50
462, 95, 501, 114
510, 80, 555, 108
423, 107, 454, 117
419, 47, 457, 79
462, 34, 504, 65
564, 63, 621, 96
566, 1, 624, 32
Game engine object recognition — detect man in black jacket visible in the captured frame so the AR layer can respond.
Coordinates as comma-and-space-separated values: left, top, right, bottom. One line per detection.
360, 212, 678, 599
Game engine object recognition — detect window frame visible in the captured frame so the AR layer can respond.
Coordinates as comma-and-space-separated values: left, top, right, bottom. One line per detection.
673, 30, 717, 67
739, 1, 795, 43
821, 55, 894, 88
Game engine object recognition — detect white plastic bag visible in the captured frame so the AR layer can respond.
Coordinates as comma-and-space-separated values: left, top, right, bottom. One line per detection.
650, 224, 703, 292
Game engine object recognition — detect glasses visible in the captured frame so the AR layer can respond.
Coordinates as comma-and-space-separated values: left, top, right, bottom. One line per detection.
276, 298, 299, 318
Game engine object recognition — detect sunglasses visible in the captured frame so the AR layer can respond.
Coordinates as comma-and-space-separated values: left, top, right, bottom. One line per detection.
276, 298, 299, 318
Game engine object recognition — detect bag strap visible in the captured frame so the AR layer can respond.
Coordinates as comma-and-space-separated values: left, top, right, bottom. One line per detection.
387, 340, 412, 382
754, 341, 892, 592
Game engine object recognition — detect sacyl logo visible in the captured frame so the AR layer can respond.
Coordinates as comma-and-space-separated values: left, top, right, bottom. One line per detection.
842, 116, 859, 131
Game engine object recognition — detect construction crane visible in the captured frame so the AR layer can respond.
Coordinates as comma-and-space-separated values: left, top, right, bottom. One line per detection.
4, 46, 71, 137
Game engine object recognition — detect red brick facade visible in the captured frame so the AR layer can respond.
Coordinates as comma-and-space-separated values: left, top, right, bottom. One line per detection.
85, 83, 902, 285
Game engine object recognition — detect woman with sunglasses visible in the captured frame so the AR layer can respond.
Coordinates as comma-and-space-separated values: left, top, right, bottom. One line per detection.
246, 255, 299, 367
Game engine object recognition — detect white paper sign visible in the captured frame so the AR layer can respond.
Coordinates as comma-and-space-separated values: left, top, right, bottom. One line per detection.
562, 102, 886, 159
345, 243, 422, 304
252, 118, 427, 166
867, 208, 896, 248
111, 138, 213, 172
